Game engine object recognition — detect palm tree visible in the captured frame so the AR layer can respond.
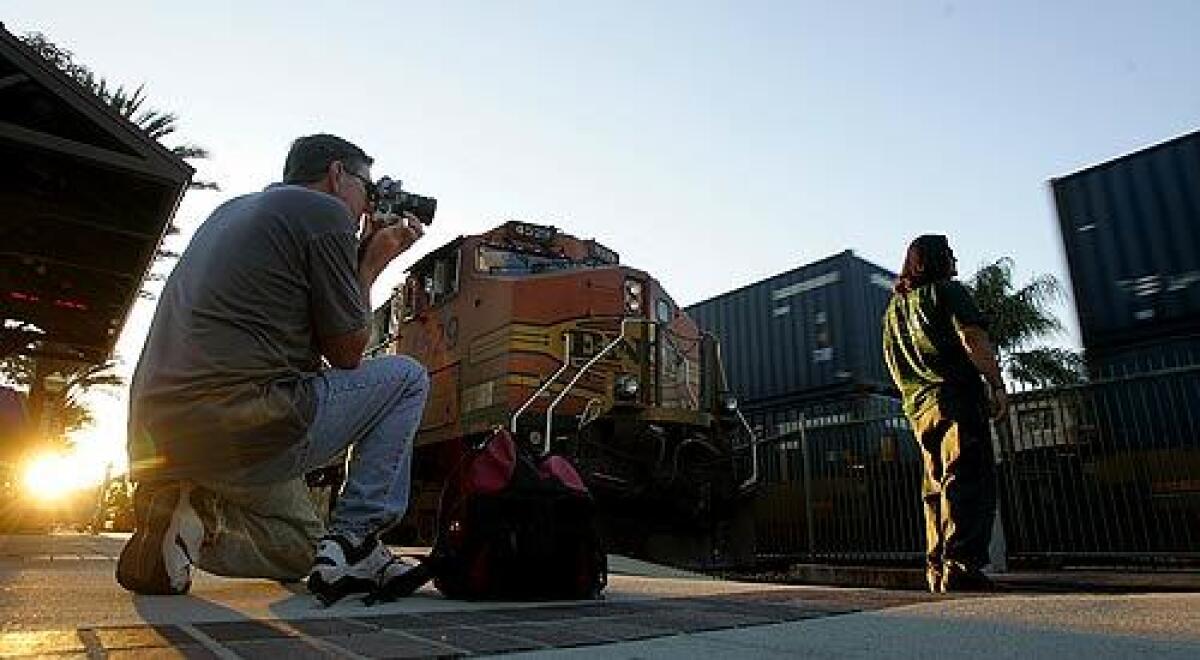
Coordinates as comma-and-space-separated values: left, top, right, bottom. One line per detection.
964, 258, 1085, 388
0, 355, 124, 448
4, 32, 210, 442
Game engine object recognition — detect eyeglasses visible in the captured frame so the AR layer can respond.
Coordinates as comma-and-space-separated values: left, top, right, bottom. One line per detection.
344, 169, 377, 203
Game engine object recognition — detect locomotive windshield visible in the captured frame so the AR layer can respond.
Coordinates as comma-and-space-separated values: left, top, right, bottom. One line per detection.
476, 245, 608, 275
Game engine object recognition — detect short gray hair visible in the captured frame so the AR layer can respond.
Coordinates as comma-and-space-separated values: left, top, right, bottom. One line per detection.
282, 134, 373, 184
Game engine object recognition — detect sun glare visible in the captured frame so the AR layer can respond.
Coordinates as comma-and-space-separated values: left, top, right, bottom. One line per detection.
22, 453, 105, 502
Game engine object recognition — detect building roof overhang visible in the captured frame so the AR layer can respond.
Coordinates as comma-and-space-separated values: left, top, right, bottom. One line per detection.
0, 22, 193, 362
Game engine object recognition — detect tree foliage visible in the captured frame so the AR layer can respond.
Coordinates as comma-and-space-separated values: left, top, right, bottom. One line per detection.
963, 258, 1084, 388
0, 356, 124, 448
1006, 347, 1087, 389
19, 31, 217, 301
18, 31, 218, 193
4, 32, 212, 437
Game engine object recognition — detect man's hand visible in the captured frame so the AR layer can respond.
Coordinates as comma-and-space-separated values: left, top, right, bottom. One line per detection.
359, 211, 425, 279
958, 325, 1008, 420
987, 385, 1009, 421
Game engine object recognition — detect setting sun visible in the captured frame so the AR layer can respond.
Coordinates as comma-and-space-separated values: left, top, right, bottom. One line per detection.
22, 452, 106, 502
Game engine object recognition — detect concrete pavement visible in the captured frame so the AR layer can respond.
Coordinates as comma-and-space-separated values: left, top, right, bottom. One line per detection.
1, 533, 1197, 658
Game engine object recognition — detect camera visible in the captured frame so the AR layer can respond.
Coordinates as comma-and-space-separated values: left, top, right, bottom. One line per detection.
373, 176, 437, 226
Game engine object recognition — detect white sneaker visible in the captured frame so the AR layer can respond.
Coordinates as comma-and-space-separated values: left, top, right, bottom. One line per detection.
307, 534, 420, 605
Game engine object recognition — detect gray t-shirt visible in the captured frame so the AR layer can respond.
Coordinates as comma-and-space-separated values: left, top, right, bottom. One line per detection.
129, 185, 368, 481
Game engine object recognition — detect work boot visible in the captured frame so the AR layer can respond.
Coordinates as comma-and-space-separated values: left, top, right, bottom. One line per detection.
116, 482, 204, 595
941, 568, 996, 593
307, 534, 422, 605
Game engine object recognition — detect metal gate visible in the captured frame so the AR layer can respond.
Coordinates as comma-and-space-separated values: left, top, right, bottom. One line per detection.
747, 396, 924, 564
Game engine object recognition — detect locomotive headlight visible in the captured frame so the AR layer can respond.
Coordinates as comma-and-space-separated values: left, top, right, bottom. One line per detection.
722, 395, 739, 413
624, 280, 643, 314
614, 374, 640, 400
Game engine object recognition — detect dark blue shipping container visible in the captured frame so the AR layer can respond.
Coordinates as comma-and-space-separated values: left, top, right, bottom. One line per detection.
1052, 130, 1200, 354
1086, 335, 1200, 378
685, 250, 897, 405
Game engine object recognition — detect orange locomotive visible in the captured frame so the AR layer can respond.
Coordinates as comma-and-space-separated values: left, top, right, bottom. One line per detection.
369, 221, 757, 566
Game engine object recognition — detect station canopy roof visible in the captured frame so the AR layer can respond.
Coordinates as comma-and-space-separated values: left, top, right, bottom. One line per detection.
0, 22, 193, 363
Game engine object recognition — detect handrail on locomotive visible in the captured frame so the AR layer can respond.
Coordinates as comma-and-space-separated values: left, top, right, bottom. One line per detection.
509, 316, 760, 490
711, 336, 759, 490
540, 317, 637, 456
509, 333, 572, 442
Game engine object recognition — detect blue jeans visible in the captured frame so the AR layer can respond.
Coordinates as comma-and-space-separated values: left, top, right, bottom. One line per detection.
192, 355, 429, 580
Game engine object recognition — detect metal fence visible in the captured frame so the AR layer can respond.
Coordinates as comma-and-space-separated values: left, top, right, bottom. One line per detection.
745, 395, 924, 565
743, 364, 1200, 568
998, 363, 1200, 566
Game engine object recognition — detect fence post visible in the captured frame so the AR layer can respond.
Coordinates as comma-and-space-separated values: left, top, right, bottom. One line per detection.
799, 413, 815, 558
988, 417, 1009, 572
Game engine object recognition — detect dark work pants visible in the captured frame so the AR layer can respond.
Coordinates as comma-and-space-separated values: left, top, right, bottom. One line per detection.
912, 397, 996, 589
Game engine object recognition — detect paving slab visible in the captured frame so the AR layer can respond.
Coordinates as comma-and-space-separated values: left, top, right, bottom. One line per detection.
2, 532, 1198, 659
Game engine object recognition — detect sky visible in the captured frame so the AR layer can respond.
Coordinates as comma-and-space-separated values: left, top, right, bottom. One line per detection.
5, 0, 1199, 477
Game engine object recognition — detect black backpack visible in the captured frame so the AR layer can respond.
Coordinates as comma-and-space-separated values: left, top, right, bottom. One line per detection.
370, 429, 606, 602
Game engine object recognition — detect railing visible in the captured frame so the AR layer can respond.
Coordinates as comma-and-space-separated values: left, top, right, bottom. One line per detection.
743, 365, 1200, 568
746, 395, 923, 564
997, 363, 1200, 566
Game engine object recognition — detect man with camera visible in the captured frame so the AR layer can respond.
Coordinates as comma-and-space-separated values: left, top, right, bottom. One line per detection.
118, 134, 432, 604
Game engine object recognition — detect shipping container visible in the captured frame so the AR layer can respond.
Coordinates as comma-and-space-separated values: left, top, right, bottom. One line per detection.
685, 250, 897, 405
740, 391, 902, 438
1086, 335, 1200, 378
1051, 130, 1200, 354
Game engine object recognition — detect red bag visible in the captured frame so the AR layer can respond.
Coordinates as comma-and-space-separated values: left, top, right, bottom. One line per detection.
430, 429, 607, 600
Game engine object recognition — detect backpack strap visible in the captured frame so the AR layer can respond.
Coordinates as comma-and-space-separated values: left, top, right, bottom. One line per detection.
362, 553, 436, 605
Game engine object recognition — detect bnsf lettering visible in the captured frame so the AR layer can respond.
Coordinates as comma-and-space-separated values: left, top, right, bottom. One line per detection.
567, 330, 645, 363
616, 337, 643, 362
568, 330, 604, 359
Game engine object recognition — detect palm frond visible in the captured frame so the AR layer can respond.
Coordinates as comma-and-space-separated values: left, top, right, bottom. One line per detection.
135, 109, 179, 140
0, 353, 36, 386
56, 401, 95, 436
92, 77, 112, 103
964, 258, 1082, 386
171, 148, 220, 190
105, 83, 148, 118
966, 258, 1066, 354
1007, 348, 1086, 387
63, 362, 124, 391
172, 144, 210, 160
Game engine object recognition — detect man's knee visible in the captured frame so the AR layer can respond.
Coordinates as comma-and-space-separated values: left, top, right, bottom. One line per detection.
383, 355, 429, 397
